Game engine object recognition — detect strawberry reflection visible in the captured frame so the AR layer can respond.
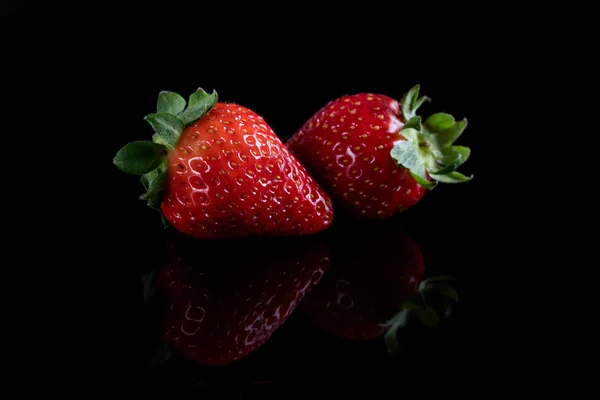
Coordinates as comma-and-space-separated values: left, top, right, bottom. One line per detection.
154, 231, 330, 365
300, 220, 424, 340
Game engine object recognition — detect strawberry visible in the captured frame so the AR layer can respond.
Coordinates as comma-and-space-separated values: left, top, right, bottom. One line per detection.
299, 220, 424, 340
286, 85, 472, 219
113, 88, 333, 239
152, 231, 330, 365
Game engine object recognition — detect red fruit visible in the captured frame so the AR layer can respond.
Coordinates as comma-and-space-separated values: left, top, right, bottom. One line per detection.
286, 85, 472, 219
153, 232, 330, 365
300, 221, 424, 340
114, 88, 333, 239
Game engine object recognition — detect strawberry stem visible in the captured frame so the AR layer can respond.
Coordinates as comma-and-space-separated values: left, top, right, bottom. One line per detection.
391, 85, 473, 189
401, 84, 431, 120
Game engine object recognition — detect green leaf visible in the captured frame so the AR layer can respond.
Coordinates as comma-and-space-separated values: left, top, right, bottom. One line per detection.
419, 276, 459, 303
141, 165, 159, 191
157, 91, 186, 115
150, 345, 172, 367
424, 112, 455, 133
420, 279, 458, 296
430, 161, 459, 176
427, 283, 459, 302
151, 133, 164, 145
435, 118, 468, 147
431, 146, 471, 175
113, 141, 166, 175
189, 87, 215, 108
420, 275, 457, 287
144, 113, 184, 150
403, 116, 422, 131
441, 146, 470, 168
160, 213, 170, 228
140, 162, 167, 209
398, 292, 426, 310
430, 170, 473, 183
415, 307, 439, 327
401, 85, 430, 120
411, 172, 437, 189
449, 146, 471, 164
384, 327, 402, 356
179, 88, 218, 126
383, 309, 410, 356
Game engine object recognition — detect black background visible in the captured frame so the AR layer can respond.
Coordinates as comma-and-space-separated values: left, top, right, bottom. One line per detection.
3, 0, 597, 397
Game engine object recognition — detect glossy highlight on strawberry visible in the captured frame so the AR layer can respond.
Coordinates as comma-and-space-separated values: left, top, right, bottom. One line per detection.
114, 88, 334, 239
152, 231, 330, 365
286, 85, 472, 219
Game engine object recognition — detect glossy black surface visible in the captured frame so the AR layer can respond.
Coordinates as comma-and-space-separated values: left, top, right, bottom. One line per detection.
7, 1, 597, 397
98, 212, 469, 393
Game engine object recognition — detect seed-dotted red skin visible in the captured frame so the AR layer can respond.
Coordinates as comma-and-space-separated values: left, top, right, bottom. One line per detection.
154, 234, 330, 365
286, 93, 426, 219
300, 223, 424, 340
161, 103, 334, 239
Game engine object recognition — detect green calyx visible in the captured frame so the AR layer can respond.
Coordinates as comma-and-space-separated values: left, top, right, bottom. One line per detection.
382, 275, 459, 356
390, 85, 473, 190
113, 88, 218, 212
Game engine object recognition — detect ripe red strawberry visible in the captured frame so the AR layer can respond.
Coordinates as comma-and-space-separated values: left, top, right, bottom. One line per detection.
114, 88, 333, 239
153, 231, 330, 365
286, 85, 472, 219
300, 220, 424, 340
